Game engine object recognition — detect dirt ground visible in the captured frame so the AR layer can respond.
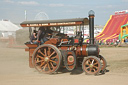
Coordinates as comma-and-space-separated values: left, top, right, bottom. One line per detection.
0, 46, 128, 85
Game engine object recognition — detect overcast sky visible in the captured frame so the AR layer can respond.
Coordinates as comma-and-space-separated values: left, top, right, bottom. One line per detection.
0, 0, 128, 25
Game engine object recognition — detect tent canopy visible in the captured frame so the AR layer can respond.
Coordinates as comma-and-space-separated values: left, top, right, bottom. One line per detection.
0, 20, 20, 31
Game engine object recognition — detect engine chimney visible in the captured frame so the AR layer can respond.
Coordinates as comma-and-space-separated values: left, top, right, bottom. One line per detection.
88, 10, 95, 45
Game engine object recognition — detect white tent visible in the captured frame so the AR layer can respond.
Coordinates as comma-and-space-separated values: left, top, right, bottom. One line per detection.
0, 20, 20, 38
0, 20, 20, 31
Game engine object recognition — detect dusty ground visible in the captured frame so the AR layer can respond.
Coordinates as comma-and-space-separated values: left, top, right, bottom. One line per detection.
0, 46, 128, 85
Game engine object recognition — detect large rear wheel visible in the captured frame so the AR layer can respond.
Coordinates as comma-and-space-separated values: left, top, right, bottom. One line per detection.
32, 44, 62, 74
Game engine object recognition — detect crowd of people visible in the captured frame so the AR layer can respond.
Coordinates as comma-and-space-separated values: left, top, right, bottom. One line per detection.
96, 39, 121, 46
96, 38, 128, 46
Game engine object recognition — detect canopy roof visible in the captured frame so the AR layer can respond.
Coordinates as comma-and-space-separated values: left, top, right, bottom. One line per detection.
0, 20, 20, 31
20, 18, 89, 27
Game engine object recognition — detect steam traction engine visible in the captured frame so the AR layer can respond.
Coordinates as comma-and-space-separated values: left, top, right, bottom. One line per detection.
21, 10, 107, 75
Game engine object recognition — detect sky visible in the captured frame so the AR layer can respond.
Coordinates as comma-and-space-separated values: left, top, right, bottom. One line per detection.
0, 0, 128, 25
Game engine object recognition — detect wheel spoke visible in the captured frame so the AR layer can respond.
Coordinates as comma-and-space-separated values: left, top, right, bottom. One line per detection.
93, 68, 96, 72
50, 62, 54, 69
37, 55, 44, 60
47, 47, 51, 56
86, 67, 90, 70
36, 60, 44, 64
49, 51, 56, 58
50, 60, 57, 64
92, 59, 94, 64
88, 59, 92, 64
38, 49, 46, 57
44, 48, 47, 56
90, 68, 93, 72
43, 63, 48, 71
51, 56, 57, 59
93, 62, 98, 66
85, 63, 90, 66
93, 65, 98, 69
47, 63, 51, 71
40, 62, 45, 67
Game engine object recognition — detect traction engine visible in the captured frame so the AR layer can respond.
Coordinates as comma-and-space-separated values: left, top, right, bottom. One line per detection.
21, 10, 107, 75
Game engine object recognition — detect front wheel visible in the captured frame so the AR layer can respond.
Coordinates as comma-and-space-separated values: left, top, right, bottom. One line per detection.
82, 56, 101, 75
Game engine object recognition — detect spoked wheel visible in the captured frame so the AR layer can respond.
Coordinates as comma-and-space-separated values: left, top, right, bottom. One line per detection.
32, 44, 62, 74
82, 56, 101, 75
98, 55, 107, 73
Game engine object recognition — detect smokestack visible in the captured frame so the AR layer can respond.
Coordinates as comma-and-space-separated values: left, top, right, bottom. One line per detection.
88, 10, 95, 44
